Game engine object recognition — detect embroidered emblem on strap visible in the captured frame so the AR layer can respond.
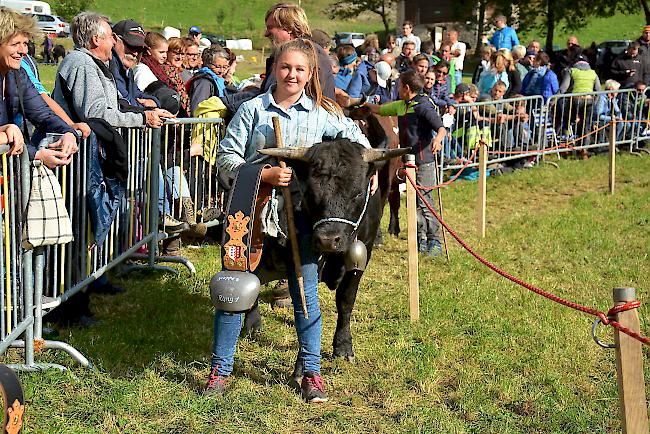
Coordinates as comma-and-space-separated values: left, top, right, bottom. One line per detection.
223, 211, 250, 270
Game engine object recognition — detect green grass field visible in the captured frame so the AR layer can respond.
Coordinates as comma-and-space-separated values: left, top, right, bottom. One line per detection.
9, 152, 650, 432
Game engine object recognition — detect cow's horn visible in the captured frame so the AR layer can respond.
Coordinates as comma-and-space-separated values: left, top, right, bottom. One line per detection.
362, 147, 411, 163
258, 147, 311, 161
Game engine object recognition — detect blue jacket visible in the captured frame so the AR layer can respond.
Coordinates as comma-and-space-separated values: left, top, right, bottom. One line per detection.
428, 79, 454, 108
334, 68, 363, 98
109, 49, 159, 108
490, 26, 519, 51
522, 67, 559, 102
0, 68, 75, 158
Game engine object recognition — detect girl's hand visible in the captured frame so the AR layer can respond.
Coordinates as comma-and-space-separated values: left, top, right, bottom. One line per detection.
55, 132, 79, 156
370, 172, 379, 195
262, 166, 292, 187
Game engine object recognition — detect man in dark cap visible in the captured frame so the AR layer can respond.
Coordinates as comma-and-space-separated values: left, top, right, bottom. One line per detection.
189, 26, 202, 45
110, 19, 159, 108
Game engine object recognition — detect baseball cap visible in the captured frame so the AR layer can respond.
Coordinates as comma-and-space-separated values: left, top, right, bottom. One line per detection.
162, 26, 181, 40
525, 49, 536, 57
374, 61, 392, 87
455, 83, 471, 95
112, 19, 145, 48
189, 26, 202, 35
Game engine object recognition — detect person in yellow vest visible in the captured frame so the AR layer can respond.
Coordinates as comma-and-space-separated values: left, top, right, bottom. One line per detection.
558, 53, 600, 94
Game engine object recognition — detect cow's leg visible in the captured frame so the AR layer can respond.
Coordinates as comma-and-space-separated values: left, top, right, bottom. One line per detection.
387, 184, 401, 237
332, 270, 363, 361
242, 297, 262, 336
375, 225, 384, 247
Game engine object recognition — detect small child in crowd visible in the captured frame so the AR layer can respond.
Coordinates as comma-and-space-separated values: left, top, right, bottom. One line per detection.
366, 70, 446, 257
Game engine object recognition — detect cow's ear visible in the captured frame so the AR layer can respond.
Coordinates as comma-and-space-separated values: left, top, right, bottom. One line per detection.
362, 147, 410, 163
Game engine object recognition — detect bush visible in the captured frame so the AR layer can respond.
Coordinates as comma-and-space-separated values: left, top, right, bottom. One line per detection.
54, 0, 94, 22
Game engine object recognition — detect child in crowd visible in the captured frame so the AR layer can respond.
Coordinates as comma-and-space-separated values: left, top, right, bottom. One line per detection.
334, 44, 363, 98
134, 32, 168, 94
366, 70, 446, 257
208, 38, 372, 403
594, 79, 624, 142
472, 45, 493, 85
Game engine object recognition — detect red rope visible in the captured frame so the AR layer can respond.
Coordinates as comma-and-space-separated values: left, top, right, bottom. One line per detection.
404, 171, 650, 346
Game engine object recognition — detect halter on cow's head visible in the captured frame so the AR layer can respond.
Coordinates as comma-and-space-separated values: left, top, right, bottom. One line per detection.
259, 139, 408, 254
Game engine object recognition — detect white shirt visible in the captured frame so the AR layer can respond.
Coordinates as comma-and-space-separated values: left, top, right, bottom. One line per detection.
133, 63, 157, 92
396, 34, 421, 53
451, 41, 467, 71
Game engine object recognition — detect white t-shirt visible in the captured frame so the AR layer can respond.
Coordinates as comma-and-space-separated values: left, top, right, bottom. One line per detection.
451, 41, 467, 71
396, 34, 421, 53
133, 63, 158, 91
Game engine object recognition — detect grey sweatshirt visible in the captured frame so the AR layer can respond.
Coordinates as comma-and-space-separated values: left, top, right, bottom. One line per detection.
53, 48, 146, 128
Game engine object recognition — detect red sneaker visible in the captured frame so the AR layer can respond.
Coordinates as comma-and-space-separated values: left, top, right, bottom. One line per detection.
300, 371, 328, 403
203, 366, 229, 397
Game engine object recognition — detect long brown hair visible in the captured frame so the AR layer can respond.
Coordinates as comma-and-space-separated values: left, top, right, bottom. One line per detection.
274, 38, 342, 117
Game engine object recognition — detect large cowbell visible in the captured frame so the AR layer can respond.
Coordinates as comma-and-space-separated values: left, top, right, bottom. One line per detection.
210, 270, 261, 312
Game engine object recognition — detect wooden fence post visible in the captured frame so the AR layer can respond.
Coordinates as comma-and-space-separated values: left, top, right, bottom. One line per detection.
405, 154, 419, 323
613, 287, 649, 434
477, 140, 487, 238
609, 120, 616, 195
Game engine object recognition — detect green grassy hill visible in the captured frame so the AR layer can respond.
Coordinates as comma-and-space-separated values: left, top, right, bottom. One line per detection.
48, 0, 646, 50
58, 0, 386, 48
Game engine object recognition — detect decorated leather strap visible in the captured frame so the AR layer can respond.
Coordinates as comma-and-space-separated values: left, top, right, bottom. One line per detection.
0, 365, 24, 434
221, 163, 271, 273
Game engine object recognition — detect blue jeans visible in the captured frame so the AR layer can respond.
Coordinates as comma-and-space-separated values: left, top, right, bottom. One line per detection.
158, 165, 190, 214
455, 71, 463, 88
210, 212, 322, 376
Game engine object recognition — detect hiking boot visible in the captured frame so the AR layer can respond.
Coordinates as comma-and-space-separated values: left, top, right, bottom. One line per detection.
162, 236, 181, 256
177, 198, 207, 238
272, 279, 292, 309
203, 366, 229, 397
160, 214, 189, 235
201, 207, 222, 223
301, 371, 328, 403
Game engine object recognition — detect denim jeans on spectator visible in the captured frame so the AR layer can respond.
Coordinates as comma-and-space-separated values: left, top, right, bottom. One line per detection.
210, 211, 322, 376
416, 161, 441, 245
455, 71, 463, 89
158, 165, 190, 214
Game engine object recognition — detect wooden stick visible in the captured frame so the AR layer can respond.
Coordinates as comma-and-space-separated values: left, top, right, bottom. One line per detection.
612, 287, 649, 433
272, 117, 308, 319
405, 154, 419, 323
609, 119, 616, 195
433, 153, 450, 261
477, 139, 487, 238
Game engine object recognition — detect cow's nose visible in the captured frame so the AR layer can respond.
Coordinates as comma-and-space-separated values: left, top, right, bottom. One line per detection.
314, 233, 342, 252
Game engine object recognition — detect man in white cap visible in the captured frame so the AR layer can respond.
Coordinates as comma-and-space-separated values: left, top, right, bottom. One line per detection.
368, 61, 394, 103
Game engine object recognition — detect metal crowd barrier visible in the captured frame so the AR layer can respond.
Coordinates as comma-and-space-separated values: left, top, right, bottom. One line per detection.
443, 94, 546, 176
0, 151, 35, 365
0, 118, 227, 371
158, 117, 225, 230
439, 88, 649, 179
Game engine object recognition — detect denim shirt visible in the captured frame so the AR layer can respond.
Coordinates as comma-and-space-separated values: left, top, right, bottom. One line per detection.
217, 88, 370, 173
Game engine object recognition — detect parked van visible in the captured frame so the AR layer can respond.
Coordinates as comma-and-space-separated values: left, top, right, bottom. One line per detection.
0, 0, 51, 15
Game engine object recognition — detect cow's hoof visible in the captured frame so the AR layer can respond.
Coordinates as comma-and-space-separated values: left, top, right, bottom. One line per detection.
273, 297, 293, 309
345, 355, 355, 364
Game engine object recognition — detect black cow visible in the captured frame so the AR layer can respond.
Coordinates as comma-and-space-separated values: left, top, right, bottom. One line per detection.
244, 140, 407, 378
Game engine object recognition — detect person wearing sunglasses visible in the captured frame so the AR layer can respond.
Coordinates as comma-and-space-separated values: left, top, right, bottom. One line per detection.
110, 19, 159, 109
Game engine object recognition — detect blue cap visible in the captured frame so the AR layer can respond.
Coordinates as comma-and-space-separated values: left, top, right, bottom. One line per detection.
189, 26, 201, 34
